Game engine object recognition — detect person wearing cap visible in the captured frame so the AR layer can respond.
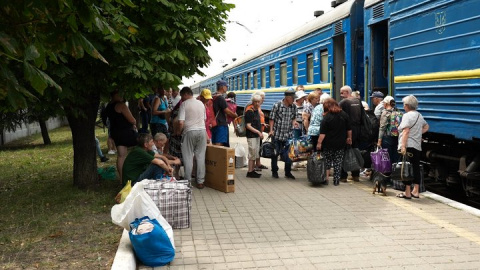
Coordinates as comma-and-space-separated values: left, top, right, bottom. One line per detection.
338, 85, 362, 182
268, 87, 299, 179
198, 88, 215, 143
370, 91, 385, 119
377, 96, 403, 164
244, 91, 269, 171
178, 86, 208, 189
212, 80, 238, 147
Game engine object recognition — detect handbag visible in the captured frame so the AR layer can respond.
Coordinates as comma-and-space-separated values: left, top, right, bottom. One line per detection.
260, 136, 276, 159
343, 146, 362, 172
288, 135, 313, 162
370, 147, 391, 174
391, 153, 414, 181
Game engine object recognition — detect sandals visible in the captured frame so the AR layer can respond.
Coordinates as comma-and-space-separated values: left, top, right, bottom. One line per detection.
411, 194, 419, 199
396, 193, 411, 199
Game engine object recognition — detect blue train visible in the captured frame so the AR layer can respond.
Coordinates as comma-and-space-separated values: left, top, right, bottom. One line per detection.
191, 0, 480, 196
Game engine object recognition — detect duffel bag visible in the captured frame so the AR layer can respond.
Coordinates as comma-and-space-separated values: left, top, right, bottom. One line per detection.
260, 136, 276, 159
307, 152, 326, 184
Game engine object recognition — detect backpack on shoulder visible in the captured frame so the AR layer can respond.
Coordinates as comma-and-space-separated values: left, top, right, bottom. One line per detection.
387, 110, 403, 136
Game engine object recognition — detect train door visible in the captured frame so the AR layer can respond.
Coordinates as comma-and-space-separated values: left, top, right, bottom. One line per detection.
333, 34, 345, 99
369, 20, 389, 97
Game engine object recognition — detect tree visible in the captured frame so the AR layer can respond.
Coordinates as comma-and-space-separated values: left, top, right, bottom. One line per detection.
0, 0, 233, 188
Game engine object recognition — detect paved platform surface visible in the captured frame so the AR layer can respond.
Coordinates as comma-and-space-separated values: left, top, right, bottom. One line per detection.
119, 129, 480, 270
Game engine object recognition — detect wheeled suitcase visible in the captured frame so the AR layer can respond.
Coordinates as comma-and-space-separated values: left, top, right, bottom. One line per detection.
307, 152, 326, 184
143, 179, 192, 229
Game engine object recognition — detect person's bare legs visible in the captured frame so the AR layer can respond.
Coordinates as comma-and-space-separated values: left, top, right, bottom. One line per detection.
116, 145, 128, 182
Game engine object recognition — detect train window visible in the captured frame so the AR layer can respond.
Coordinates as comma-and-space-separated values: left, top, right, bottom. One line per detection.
307, 53, 313, 84
253, 71, 258, 89
241, 74, 245, 90
292, 58, 298, 85
280, 62, 287, 86
261, 68, 266, 88
320, 50, 328, 82
247, 72, 251, 89
269, 65, 275, 88
237, 76, 240, 90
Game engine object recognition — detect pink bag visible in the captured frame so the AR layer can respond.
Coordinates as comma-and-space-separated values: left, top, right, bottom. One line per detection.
225, 98, 237, 124
370, 148, 391, 174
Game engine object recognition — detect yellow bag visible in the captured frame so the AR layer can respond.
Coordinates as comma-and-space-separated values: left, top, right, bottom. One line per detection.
115, 180, 132, 204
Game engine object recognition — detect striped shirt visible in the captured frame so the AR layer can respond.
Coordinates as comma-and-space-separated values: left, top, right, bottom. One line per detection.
270, 99, 297, 141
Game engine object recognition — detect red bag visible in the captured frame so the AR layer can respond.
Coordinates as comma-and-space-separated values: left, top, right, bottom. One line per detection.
205, 99, 217, 129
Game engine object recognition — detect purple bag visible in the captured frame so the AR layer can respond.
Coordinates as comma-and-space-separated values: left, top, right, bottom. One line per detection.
370, 148, 391, 174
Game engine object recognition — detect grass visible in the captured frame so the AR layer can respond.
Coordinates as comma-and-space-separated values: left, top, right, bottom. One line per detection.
0, 126, 123, 269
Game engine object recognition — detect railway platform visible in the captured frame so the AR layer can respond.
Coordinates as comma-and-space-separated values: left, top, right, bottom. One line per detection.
112, 127, 480, 269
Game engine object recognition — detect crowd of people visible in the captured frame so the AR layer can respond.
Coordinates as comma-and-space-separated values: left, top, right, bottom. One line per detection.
242, 84, 429, 197
98, 80, 429, 198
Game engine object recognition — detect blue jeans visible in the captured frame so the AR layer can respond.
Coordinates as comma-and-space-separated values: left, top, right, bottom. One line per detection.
271, 139, 292, 175
95, 137, 104, 158
382, 135, 399, 164
136, 162, 165, 183
139, 109, 151, 133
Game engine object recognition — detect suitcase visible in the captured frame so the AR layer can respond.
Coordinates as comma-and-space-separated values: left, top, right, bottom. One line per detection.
391, 164, 426, 193
307, 152, 326, 184
143, 180, 192, 229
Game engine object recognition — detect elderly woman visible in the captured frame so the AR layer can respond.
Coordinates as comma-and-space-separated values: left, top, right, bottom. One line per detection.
377, 96, 402, 164
307, 93, 330, 147
245, 91, 268, 171
316, 98, 352, 186
396, 95, 429, 199
302, 92, 320, 132
245, 94, 264, 178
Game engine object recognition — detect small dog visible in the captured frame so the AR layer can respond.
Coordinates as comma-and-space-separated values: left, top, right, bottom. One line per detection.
371, 170, 387, 196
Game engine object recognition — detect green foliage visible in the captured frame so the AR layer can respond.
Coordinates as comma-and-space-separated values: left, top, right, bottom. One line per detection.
0, 0, 234, 108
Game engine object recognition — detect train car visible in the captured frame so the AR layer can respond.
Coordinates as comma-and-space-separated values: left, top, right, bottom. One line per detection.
193, 0, 365, 115
193, 0, 480, 196
365, 0, 480, 196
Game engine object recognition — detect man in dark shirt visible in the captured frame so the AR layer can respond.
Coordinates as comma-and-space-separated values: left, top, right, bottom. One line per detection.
122, 133, 173, 185
338, 85, 362, 182
245, 94, 264, 178
212, 80, 238, 147
269, 88, 299, 179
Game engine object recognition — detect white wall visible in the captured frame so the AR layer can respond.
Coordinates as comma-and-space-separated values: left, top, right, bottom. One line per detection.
1, 117, 68, 145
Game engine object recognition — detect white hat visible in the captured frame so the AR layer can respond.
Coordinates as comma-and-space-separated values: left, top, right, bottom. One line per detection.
295, 90, 308, 100
384, 96, 394, 105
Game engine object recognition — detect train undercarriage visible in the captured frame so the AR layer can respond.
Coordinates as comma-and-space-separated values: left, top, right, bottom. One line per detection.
423, 133, 480, 197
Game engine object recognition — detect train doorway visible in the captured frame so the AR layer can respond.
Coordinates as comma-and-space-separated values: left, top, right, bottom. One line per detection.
333, 34, 345, 100
370, 20, 389, 97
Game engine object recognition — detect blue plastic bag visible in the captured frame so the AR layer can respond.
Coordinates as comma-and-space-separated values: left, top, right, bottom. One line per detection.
129, 216, 175, 267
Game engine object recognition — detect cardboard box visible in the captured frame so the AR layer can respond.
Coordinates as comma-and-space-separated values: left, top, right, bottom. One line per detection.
205, 145, 235, 193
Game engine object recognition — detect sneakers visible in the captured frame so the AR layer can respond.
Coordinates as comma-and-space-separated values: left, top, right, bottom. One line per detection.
272, 172, 279, 179
246, 171, 261, 178
334, 179, 339, 186
197, 183, 205, 189
107, 150, 116, 155
285, 173, 296, 180
100, 156, 109, 162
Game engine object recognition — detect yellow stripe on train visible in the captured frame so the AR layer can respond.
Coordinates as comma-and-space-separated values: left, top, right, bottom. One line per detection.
395, 69, 480, 83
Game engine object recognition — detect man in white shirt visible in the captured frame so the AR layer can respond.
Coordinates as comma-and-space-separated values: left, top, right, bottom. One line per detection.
177, 87, 207, 189
171, 88, 181, 108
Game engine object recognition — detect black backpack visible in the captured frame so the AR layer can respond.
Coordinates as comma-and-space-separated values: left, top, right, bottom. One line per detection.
359, 107, 378, 143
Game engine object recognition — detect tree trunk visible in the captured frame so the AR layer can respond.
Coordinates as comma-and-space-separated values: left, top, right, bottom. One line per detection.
65, 94, 101, 189
39, 119, 51, 145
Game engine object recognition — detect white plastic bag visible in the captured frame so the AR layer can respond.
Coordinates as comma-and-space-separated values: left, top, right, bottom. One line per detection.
111, 181, 174, 248
234, 143, 247, 168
